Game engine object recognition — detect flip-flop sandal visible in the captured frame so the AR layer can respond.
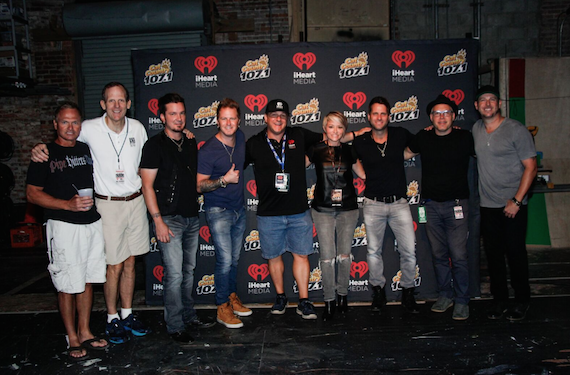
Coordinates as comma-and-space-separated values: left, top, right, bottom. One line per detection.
81, 337, 109, 351
66, 346, 89, 362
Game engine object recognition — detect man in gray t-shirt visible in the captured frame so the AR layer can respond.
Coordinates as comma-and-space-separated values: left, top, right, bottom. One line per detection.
472, 85, 537, 322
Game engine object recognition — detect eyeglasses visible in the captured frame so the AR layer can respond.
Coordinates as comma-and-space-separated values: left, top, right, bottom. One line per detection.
431, 110, 453, 117
269, 113, 288, 119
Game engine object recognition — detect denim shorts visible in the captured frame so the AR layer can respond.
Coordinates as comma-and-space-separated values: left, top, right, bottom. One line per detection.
257, 210, 314, 259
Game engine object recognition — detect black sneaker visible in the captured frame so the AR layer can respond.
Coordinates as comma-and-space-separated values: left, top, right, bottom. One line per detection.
271, 294, 288, 315
486, 300, 508, 320
105, 318, 129, 344
170, 330, 194, 344
296, 300, 317, 320
505, 303, 529, 321
371, 286, 386, 312
122, 314, 151, 336
187, 316, 216, 329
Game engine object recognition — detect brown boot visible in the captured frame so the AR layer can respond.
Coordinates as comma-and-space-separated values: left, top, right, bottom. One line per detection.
217, 302, 243, 329
229, 292, 253, 317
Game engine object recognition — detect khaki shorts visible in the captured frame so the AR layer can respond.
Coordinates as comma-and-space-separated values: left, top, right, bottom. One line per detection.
96, 194, 150, 265
46, 219, 106, 294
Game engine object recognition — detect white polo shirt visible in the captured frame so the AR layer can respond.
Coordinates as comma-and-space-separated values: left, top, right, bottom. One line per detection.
79, 114, 148, 197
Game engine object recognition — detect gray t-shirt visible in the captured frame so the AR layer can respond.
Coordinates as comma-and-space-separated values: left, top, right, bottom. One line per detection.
473, 117, 536, 208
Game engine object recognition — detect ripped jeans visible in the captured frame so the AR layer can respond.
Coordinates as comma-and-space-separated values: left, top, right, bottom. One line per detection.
311, 208, 359, 301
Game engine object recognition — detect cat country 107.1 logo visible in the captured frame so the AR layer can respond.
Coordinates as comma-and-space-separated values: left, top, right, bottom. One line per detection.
196, 274, 215, 295
339, 52, 370, 79
240, 55, 270, 82
293, 267, 322, 293
390, 265, 422, 292
290, 98, 321, 125
192, 101, 219, 128
437, 49, 468, 76
390, 96, 420, 123
144, 58, 173, 86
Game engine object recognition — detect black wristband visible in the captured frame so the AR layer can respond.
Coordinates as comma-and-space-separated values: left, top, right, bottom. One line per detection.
511, 197, 521, 207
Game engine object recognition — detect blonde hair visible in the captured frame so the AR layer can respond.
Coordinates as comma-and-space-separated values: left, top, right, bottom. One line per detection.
323, 111, 347, 130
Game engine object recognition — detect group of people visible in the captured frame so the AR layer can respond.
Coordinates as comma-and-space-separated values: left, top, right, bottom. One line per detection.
26, 82, 536, 361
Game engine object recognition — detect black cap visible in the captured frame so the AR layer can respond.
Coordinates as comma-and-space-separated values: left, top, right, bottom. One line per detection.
475, 85, 500, 100
426, 94, 458, 116
265, 99, 289, 115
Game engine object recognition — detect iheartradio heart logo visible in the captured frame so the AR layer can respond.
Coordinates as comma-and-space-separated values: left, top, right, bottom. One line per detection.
153, 265, 164, 282
313, 224, 317, 238
442, 89, 465, 105
392, 50, 415, 69
246, 180, 257, 197
343, 92, 367, 110
244, 94, 268, 112
248, 264, 270, 281
413, 221, 418, 232
292, 52, 316, 70
148, 99, 159, 116
197, 141, 205, 150
353, 178, 365, 195
199, 226, 211, 243
350, 261, 369, 278
194, 56, 218, 74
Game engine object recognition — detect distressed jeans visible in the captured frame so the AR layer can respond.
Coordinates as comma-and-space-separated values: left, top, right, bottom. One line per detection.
156, 215, 199, 334
363, 197, 417, 289
425, 199, 470, 304
206, 206, 247, 306
312, 208, 359, 301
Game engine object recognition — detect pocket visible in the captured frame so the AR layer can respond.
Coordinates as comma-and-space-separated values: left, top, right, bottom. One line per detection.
47, 260, 72, 292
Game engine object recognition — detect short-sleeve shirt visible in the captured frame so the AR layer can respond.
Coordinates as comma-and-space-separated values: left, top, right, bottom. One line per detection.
245, 127, 322, 216
26, 142, 100, 224
472, 117, 536, 207
407, 128, 474, 202
352, 126, 413, 199
79, 114, 148, 197
140, 131, 198, 218
197, 129, 245, 211
308, 141, 358, 211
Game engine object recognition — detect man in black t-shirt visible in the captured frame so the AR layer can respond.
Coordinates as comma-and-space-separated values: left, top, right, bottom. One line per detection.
140, 93, 214, 344
406, 94, 475, 321
26, 102, 108, 361
352, 96, 420, 314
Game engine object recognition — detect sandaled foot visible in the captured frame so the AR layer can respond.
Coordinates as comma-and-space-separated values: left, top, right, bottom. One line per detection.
66, 346, 89, 362
81, 337, 109, 351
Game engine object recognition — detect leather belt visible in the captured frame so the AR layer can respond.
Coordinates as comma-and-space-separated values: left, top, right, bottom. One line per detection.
371, 195, 402, 204
94, 190, 142, 202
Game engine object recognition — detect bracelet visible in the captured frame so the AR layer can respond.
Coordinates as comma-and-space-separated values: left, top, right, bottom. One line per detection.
351, 131, 356, 139
151, 212, 161, 218
511, 197, 521, 207
218, 176, 227, 188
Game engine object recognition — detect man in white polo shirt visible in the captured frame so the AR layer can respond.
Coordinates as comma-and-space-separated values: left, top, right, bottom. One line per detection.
32, 82, 151, 344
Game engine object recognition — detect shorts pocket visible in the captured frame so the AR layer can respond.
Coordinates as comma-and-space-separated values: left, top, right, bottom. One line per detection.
48, 261, 72, 292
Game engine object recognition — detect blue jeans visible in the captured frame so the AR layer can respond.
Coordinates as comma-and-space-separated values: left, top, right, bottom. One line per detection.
257, 210, 314, 259
205, 206, 247, 305
156, 215, 199, 334
425, 199, 470, 304
363, 197, 417, 289
312, 208, 359, 301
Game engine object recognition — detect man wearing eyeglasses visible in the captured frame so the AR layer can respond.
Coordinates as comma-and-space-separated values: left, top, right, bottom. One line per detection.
405, 94, 475, 320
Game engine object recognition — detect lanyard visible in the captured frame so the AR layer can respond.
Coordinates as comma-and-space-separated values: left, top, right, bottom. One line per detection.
107, 118, 129, 168
266, 133, 286, 172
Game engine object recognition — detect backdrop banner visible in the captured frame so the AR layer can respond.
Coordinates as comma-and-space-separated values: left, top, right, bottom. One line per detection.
132, 39, 480, 305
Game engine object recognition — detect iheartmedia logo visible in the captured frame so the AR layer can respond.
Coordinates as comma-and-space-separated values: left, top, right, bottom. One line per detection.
350, 261, 369, 278
442, 89, 465, 105
199, 226, 211, 243
153, 265, 164, 282
194, 56, 217, 74
246, 180, 257, 197
148, 99, 159, 116
353, 178, 365, 195
292, 52, 316, 70
392, 50, 415, 68
248, 264, 270, 281
244, 94, 268, 112
343, 92, 366, 110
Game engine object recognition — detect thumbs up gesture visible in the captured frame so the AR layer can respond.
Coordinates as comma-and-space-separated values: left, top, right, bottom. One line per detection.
223, 163, 240, 184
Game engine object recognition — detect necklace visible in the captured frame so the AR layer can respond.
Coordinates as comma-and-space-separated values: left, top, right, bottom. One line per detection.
221, 142, 235, 163
377, 141, 387, 157
169, 136, 184, 152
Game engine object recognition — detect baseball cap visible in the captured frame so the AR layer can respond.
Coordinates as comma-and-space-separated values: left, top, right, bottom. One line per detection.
475, 85, 500, 100
426, 94, 458, 116
265, 99, 290, 115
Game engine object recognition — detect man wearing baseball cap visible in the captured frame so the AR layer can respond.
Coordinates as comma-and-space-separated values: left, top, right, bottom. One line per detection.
245, 99, 365, 320
472, 85, 537, 321
405, 94, 475, 320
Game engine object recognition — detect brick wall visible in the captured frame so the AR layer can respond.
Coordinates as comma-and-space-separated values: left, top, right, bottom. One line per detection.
539, 0, 570, 56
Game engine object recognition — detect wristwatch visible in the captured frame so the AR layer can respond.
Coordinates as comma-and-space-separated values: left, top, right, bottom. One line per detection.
219, 176, 227, 188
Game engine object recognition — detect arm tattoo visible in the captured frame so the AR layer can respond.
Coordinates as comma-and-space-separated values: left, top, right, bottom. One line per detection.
199, 178, 221, 193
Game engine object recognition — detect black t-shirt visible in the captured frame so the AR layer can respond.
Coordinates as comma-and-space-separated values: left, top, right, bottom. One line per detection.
140, 131, 198, 217
308, 141, 358, 211
245, 127, 322, 216
352, 126, 413, 199
26, 142, 100, 224
407, 128, 475, 201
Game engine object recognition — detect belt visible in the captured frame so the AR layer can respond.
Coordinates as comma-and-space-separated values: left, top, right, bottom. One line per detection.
94, 190, 142, 201
370, 195, 402, 204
